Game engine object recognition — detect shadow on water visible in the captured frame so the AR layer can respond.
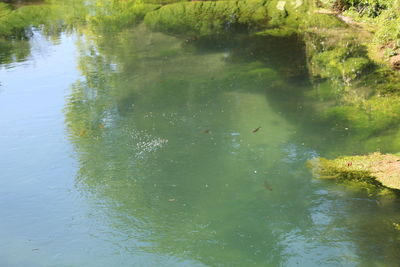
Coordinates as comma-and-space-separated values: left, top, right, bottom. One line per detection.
65, 24, 400, 266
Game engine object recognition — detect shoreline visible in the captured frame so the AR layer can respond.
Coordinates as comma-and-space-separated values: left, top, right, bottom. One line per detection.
308, 152, 400, 191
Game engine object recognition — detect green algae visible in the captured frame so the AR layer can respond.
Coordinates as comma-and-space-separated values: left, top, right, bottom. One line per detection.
0, 2, 51, 37
87, 0, 160, 32
143, 0, 269, 36
308, 152, 400, 190
306, 28, 373, 82
143, 0, 312, 37
265, 0, 310, 28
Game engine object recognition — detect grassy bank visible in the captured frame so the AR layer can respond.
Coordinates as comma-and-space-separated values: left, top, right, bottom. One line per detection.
308, 153, 400, 190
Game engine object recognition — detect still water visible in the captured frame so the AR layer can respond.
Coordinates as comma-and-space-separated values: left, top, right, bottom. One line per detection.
1, 23, 400, 266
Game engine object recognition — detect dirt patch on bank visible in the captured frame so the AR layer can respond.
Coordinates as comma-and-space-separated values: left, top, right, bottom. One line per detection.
390, 55, 400, 70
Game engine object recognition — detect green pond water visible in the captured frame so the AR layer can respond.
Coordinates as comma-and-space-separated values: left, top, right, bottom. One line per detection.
1, 18, 400, 267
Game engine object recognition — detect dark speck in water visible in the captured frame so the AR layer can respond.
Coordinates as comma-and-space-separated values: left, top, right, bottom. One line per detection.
264, 180, 273, 191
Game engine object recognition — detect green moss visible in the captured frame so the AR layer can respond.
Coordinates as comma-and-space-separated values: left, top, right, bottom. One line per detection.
308, 156, 375, 182
144, 0, 271, 36
88, 1, 160, 31
313, 48, 348, 78
143, 0, 313, 37
310, 41, 372, 80
265, 0, 309, 29
0, 2, 51, 37
308, 152, 400, 190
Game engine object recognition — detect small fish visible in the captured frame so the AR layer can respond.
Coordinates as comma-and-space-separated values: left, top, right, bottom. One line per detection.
203, 129, 210, 134
263, 180, 272, 191
168, 198, 176, 202
32, 248, 39, 251
252, 127, 261, 133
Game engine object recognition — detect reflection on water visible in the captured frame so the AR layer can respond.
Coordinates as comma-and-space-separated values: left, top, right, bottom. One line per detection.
1, 10, 400, 267
65, 25, 400, 266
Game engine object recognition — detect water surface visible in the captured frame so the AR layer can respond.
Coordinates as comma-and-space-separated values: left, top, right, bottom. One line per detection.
1, 21, 400, 267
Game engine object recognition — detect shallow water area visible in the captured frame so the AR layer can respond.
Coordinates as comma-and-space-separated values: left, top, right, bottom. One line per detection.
1, 17, 400, 267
